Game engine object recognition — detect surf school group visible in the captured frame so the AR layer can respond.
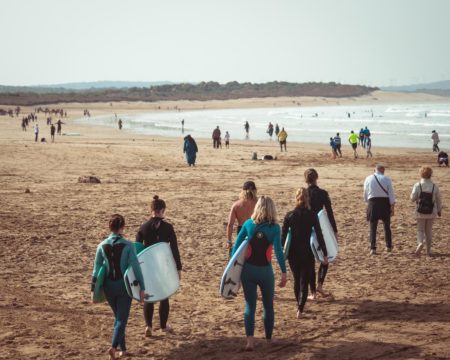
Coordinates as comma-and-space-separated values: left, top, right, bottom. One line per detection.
91, 164, 443, 358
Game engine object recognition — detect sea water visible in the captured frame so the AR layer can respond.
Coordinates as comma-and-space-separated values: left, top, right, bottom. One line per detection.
77, 103, 450, 149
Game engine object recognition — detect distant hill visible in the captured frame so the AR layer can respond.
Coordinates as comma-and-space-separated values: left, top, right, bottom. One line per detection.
0, 81, 378, 106
382, 80, 450, 92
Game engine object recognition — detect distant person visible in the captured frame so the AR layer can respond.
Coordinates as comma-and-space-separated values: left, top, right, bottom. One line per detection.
267, 122, 274, 139
136, 195, 182, 336
329, 137, 337, 160
363, 164, 396, 255
278, 127, 288, 152
181, 119, 184, 133
224, 131, 230, 148
244, 121, 250, 138
50, 124, 56, 142
348, 130, 359, 159
275, 123, 280, 137
231, 196, 286, 351
91, 214, 145, 360
212, 126, 221, 149
21, 118, 27, 131
437, 151, 448, 167
333, 133, 342, 157
366, 137, 373, 158
34, 123, 39, 142
410, 167, 442, 256
282, 188, 327, 318
183, 134, 198, 166
359, 128, 365, 148
431, 130, 440, 152
118, 119, 123, 130
56, 119, 64, 135
226, 181, 258, 252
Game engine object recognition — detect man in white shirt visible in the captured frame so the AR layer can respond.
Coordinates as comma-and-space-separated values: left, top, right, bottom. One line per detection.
363, 164, 395, 255
34, 123, 39, 142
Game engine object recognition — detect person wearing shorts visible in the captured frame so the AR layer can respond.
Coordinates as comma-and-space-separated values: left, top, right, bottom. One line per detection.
348, 130, 359, 159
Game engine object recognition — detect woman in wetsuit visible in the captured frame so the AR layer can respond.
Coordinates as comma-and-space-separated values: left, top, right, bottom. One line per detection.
231, 196, 287, 351
91, 214, 145, 360
282, 188, 328, 318
136, 195, 182, 337
304, 168, 337, 298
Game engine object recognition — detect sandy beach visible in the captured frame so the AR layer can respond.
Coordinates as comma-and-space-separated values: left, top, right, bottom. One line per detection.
1, 94, 449, 359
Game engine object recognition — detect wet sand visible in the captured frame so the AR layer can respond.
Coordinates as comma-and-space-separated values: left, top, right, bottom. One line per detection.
1, 96, 449, 359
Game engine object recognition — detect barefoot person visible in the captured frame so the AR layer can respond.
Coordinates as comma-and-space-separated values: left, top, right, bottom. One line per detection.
136, 195, 182, 337
410, 167, 442, 256
231, 196, 287, 351
304, 168, 337, 298
282, 188, 328, 317
363, 164, 396, 255
91, 214, 145, 360
226, 181, 258, 252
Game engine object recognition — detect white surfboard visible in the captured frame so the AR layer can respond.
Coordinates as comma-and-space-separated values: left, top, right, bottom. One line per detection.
124, 242, 179, 303
220, 239, 249, 299
310, 209, 338, 263
283, 228, 292, 260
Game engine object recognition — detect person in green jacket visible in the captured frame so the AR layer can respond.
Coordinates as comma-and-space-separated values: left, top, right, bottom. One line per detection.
91, 214, 145, 360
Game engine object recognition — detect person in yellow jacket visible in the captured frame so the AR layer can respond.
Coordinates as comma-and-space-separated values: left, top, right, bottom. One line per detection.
348, 130, 359, 159
278, 127, 288, 152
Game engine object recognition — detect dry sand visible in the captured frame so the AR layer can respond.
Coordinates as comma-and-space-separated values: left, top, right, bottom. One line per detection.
1, 95, 449, 359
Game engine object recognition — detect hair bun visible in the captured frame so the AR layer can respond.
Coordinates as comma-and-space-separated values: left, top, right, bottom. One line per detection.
153, 195, 159, 200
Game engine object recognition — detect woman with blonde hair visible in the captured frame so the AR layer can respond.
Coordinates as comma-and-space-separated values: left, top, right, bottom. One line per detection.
226, 181, 258, 251
231, 196, 287, 351
282, 188, 328, 319
410, 166, 442, 256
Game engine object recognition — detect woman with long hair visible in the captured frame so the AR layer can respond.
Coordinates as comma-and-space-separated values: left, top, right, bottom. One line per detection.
231, 196, 286, 351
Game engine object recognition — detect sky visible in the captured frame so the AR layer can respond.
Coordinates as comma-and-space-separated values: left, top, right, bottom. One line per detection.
1, 0, 449, 87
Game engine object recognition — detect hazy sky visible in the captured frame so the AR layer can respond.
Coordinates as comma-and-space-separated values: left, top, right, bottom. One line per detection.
1, 0, 449, 87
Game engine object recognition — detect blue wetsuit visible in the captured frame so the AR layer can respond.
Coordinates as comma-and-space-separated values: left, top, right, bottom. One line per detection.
231, 219, 286, 339
92, 233, 145, 352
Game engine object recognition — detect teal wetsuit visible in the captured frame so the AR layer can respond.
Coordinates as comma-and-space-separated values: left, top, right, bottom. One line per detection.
92, 233, 145, 352
231, 219, 286, 339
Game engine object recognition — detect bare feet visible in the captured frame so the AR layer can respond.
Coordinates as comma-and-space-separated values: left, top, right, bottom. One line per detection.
245, 336, 255, 351
297, 309, 302, 319
161, 324, 173, 333
415, 243, 424, 256
308, 292, 317, 300
119, 351, 126, 358
108, 347, 116, 360
145, 327, 152, 338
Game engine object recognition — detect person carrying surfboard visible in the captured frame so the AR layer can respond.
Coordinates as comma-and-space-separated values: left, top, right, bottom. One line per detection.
136, 195, 182, 337
226, 181, 258, 253
304, 168, 338, 298
91, 214, 145, 360
282, 188, 328, 319
231, 196, 287, 351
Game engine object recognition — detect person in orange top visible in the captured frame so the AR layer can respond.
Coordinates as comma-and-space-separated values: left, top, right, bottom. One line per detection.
226, 181, 258, 252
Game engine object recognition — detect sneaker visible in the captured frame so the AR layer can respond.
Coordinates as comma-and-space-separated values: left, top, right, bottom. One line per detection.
415, 243, 424, 255
370, 249, 377, 255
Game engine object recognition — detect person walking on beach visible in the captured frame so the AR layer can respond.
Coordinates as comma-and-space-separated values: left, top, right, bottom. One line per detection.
410, 167, 442, 256
50, 123, 56, 142
278, 127, 288, 152
304, 168, 337, 298
224, 131, 230, 148
231, 196, 287, 351
56, 119, 64, 135
431, 130, 440, 152
363, 126, 371, 148
34, 123, 39, 142
136, 195, 182, 337
181, 119, 184, 133
348, 130, 359, 159
334, 133, 342, 157
366, 136, 373, 158
275, 123, 280, 137
363, 164, 396, 255
282, 188, 328, 318
226, 181, 258, 252
212, 126, 221, 149
359, 128, 365, 148
118, 119, 123, 130
183, 134, 198, 166
91, 214, 145, 360
244, 121, 250, 139
329, 137, 337, 159
267, 122, 274, 140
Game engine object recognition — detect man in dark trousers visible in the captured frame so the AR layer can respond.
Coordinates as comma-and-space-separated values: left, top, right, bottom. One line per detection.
212, 126, 221, 149
50, 123, 56, 142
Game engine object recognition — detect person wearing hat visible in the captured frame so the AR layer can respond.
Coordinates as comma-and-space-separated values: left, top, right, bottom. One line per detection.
226, 181, 258, 252
363, 164, 396, 255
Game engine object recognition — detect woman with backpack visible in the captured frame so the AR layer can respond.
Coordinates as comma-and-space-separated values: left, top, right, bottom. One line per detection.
410, 167, 442, 256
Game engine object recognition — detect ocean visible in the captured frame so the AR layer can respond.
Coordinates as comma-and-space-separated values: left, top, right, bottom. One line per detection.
77, 103, 450, 149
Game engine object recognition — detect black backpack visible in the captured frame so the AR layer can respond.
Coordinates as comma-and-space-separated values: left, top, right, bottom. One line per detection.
417, 183, 434, 214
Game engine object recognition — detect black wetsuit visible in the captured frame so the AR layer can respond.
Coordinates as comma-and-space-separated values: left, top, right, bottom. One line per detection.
308, 184, 338, 292
282, 207, 327, 312
136, 217, 182, 329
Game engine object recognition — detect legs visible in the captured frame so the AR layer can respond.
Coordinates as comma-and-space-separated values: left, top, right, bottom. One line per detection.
241, 269, 258, 338
381, 217, 392, 249
259, 273, 275, 340
105, 288, 132, 352
159, 299, 170, 329
417, 218, 433, 255
369, 220, 378, 250
143, 302, 154, 328
317, 263, 328, 292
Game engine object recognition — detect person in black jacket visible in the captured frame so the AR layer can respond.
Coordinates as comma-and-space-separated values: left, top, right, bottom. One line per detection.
282, 188, 328, 318
304, 168, 338, 298
136, 195, 182, 337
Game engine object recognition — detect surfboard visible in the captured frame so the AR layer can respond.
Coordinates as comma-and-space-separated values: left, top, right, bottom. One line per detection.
220, 239, 249, 299
310, 209, 338, 263
93, 264, 106, 303
283, 228, 292, 260
124, 242, 179, 303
